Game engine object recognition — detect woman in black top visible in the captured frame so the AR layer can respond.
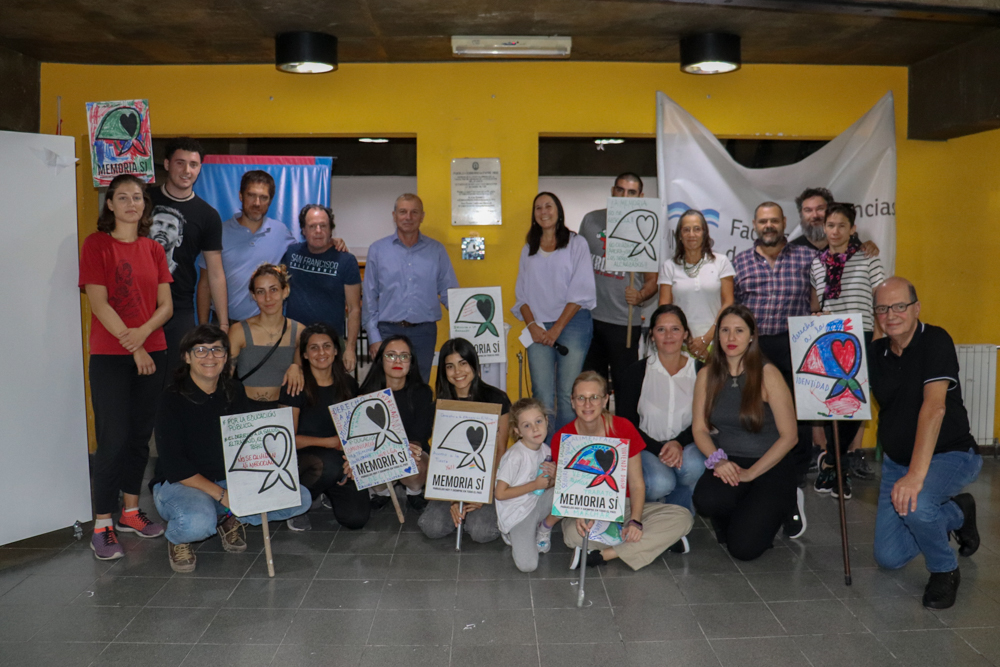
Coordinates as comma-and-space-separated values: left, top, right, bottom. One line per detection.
152, 324, 311, 573
418, 338, 511, 543
279, 323, 368, 532
356, 334, 433, 511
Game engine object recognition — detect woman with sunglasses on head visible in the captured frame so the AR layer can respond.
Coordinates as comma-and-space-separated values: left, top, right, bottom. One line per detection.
151, 324, 311, 573
418, 338, 511, 543
80, 174, 174, 561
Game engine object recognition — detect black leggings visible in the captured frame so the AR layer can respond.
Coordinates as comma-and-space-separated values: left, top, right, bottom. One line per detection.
693, 454, 797, 561
583, 319, 642, 394
89, 352, 167, 515
757, 334, 812, 476
298, 446, 371, 529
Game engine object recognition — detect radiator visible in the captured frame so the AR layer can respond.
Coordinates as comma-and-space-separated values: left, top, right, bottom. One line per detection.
956, 345, 998, 446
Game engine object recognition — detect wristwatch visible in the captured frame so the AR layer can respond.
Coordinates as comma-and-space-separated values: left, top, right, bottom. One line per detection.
627, 519, 644, 531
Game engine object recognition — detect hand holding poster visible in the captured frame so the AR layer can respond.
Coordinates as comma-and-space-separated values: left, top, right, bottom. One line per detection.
604, 197, 663, 273
425, 400, 502, 504
448, 286, 506, 364
328, 389, 418, 490
789, 313, 872, 421
86, 99, 154, 187
552, 434, 629, 523
221, 407, 301, 517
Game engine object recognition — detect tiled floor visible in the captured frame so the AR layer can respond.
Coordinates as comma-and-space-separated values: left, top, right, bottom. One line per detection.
3, 454, 1000, 666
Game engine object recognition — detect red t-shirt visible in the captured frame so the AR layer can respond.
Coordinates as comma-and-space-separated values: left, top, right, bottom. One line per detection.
552, 415, 645, 498
79, 232, 172, 355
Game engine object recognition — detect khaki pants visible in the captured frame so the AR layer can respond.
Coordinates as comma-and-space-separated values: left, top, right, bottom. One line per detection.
561, 500, 693, 570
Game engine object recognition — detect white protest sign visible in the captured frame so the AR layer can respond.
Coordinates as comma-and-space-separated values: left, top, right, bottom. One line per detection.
551, 434, 629, 523
789, 313, 872, 421
425, 400, 502, 504
329, 388, 418, 490
448, 286, 506, 364
604, 197, 663, 273
221, 407, 301, 517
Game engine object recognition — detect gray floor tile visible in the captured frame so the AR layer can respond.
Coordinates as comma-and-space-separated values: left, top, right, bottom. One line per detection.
455, 579, 533, 609
379, 579, 457, 609
815, 568, 910, 599
0, 605, 52, 641
331, 530, 399, 554
181, 552, 256, 578
931, 589, 1000, 628
358, 645, 449, 667
45, 604, 141, 642
315, 554, 392, 580
271, 643, 365, 666
957, 628, 1000, 666
677, 574, 763, 604
179, 643, 279, 667
599, 556, 673, 578
803, 544, 879, 571
245, 552, 325, 579
710, 636, 811, 667
198, 608, 296, 644
793, 633, 900, 667
115, 606, 217, 643
91, 642, 193, 667
300, 579, 384, 609
387, 554, 459, 580
0, 641, 107, 667
0, 574, 98, 606
104, 545, 178, 577
147, 577, 239, 608
18, 548, 118, 578
534, 608, 621, 644
528, 552, 581, 579
734, 546, 808, 575
624, 640, 721, 667
72, 575, 170, 607
367, 608, 453, 645
195, 529, 265, 554
538, 642, 627, 666
875, 629, 993, 666
394, 530, 467, 554
282, 609, 375, 644
453, 609, 537, 645
769, 599, 868, 635
613, 604, 704, 642
603, 574, 687, 606
0, 568, 29, 598
745, 570, 833, 602
530, 578, 609, 608
667, 547, 742, 576
451, 643, 540, 667
223, 576, 312, 608
844, 595, 948, 632
691, 602, 786, 639
459, 554, 531, 580
265, 530, 336, 555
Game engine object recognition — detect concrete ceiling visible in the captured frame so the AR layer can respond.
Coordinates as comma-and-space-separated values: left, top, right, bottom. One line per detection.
0, 0, 998, 66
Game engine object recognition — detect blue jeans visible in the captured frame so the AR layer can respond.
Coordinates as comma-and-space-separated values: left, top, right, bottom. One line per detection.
641, 446, 706, 514
378, 321, 438, 384
526, 309, 593, 432
153, 480, 311, 545
873, 448, 982, 574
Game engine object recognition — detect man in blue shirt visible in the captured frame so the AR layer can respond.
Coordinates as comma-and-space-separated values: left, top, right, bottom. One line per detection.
363, 193, 459, 382
282, 204, 362, 372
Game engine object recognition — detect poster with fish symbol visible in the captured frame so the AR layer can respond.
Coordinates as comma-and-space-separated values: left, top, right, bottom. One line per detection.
425, 400, 503, 504
448, 286, 506, 364
221, 407, 301, 516
789, 313, 872, 420
328, 389, 418, 490
552, 435, 629, 523
85, 99, 154, 187
604, 197, 663, 273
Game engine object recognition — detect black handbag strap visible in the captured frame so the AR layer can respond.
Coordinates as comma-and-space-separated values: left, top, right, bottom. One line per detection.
236, 317, 288, 383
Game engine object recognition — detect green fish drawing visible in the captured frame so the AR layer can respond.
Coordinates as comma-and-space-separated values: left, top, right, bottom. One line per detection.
456, 294, 498, 338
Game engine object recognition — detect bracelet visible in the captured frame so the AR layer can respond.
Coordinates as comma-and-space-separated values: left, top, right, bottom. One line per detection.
627, 519, 644, 531
217, 488, 226, 503
704, 449, 728, 469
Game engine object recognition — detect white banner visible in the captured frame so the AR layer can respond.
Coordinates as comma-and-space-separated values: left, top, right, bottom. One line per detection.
656, 92, 897, 274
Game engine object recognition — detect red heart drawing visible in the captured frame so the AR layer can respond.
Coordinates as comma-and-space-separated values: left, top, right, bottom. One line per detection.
831, 339, 856, 373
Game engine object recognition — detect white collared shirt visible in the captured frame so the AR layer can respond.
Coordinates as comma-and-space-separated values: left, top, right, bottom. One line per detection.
638, 354, 697, 442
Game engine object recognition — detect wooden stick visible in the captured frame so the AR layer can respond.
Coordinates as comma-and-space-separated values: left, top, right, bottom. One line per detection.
387, 483, 405, 524
625, 272, 634, 348
832, 424, 852, 586
456, 501, 464, 552
577, 534, 588, 607
260, 512, 275, 578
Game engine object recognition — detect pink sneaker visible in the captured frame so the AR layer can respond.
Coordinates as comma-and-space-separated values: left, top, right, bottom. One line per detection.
116, 509, 165, 538
91, 527, 124, 560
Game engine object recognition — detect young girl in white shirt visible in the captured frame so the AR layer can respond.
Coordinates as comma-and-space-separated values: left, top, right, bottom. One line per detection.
495, 398, 558, 572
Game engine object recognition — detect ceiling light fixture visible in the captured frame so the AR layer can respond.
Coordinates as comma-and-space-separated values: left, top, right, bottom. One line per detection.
275, 31, 338, 74
594, 139, 624, 145
680, 33, 741, 75
359, 138, 389, 143
452, 36, 572, 58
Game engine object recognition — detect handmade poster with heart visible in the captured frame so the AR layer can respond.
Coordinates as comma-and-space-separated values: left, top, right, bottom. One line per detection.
789, 313, 871, 420
552, 434, 630, 523
220, 407, 302, 516
605, 197, 663, 273
329, 389, 416, 490
86, 99, 154, 187
425, 400, 503, 504
448, 286, 506, 364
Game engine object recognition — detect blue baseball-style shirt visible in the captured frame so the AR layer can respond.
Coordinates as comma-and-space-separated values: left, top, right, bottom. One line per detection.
281, 242, 361, 337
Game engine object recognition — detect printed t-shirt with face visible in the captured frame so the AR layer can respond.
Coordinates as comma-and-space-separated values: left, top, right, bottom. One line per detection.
551, 415, 644, 498
148, 187, 223, 308
495, 441, 551, 533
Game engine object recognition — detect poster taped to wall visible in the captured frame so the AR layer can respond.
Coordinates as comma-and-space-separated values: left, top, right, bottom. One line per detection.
448, 286, 506, 364
604, 197, 663, 273
86, 99, 154, 187
221, 407, 301, 517
789, 313, 872, 421
329, 388, 418, 490
551, 434, 629, 523
425, 400, 503, 504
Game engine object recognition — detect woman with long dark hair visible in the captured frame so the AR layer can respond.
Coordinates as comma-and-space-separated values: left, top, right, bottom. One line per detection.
80, 174, 174, 560
279, 323, 368, 531
418, 338, 511, 543
513, 192, 596, 431
151, 324, 310, 573
691, 305, 801, 560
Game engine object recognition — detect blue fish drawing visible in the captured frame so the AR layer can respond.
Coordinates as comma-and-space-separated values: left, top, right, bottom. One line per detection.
436, 419, 489, 472
346, 398, 405, 451
228, 425, 297, 493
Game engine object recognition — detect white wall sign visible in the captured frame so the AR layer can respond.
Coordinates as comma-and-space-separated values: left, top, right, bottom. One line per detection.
329, 388, 418, 490
604, 197, 663, 273
448, 286, 506, 364
789, 313, 872, 421
552, 434, 629, 523
221, 407, 301, 516
451, 158, 501, 225
425, 400, 503, 504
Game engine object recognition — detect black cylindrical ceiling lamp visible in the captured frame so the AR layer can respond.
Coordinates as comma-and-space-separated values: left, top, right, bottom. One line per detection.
276, 31, 338, 74
680, 33, 741, 75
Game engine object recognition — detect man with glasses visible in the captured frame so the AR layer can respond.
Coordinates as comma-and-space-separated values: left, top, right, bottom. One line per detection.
869, 276, 981, 610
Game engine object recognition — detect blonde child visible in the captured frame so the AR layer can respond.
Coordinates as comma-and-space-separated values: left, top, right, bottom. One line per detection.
495, 398, 559, 572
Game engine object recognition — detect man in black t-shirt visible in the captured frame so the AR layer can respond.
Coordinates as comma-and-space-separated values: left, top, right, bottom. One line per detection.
869, 277, 982, 610
149, 138, 229, 375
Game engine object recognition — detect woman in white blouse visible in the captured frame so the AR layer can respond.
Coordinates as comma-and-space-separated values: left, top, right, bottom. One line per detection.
513, 192, 597, 432
616, 305, 706, 514
658, 210, 735, 361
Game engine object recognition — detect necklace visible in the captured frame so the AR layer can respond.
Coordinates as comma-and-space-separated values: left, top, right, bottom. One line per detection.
258, 317, 286, 342
683, 255, 707, 278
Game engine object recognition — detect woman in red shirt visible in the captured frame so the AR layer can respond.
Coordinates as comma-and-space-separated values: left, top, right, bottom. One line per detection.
553, 371, 693, 570
79, 174, 174, 561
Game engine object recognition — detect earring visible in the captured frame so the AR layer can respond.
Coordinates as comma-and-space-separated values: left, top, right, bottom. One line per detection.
749, 337, 753, 342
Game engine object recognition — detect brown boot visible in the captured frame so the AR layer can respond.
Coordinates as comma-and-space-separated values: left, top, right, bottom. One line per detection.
167, 541, 196, 573
217, 514, 247, 553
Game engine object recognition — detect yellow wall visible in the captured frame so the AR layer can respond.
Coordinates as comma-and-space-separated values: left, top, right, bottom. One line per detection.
41, 61, 1000, 446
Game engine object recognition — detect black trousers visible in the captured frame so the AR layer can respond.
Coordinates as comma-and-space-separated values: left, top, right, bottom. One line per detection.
162, 307, 197, 379
583, 318, 642, 395
298, 446, 371, 530
693, 454, 797, 561
756, 333, 812, 477
89, 351, 167, 515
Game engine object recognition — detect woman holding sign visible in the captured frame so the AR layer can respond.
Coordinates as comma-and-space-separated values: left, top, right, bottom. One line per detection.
419, 338, 511, 543
691, 305, 801, 561
554, 371, 693, 570
279, 323, 369, 532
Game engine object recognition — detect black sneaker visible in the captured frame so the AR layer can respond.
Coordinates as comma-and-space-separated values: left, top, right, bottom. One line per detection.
783, 487, 808, 539
846, 450, 875, 479
814, 463, 836, 494
832, 471, 853, 500
952, 493, 979, 558
370, 494, 392, 510
667, 536, 691, 554
923, 568, 961, 609
585, 550, 607, 567
406, 492, 428, 512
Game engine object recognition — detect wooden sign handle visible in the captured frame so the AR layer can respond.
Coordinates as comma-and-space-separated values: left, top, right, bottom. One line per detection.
260, 512, 275, 578
387, 483, 405, 524
626, 272, 634, 349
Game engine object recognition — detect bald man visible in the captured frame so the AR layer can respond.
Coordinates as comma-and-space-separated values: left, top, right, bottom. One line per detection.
869, 277, 981, 610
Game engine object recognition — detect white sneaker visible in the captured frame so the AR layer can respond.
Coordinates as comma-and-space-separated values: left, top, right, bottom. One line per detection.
536, 521, 552, 553
500, 532, 512, 546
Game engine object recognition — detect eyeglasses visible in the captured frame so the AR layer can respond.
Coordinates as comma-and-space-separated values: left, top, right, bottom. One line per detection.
573, 394, 606, 405
384, 352, 412, 363
874, 301, 917, 315
192, 346, 227, 358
